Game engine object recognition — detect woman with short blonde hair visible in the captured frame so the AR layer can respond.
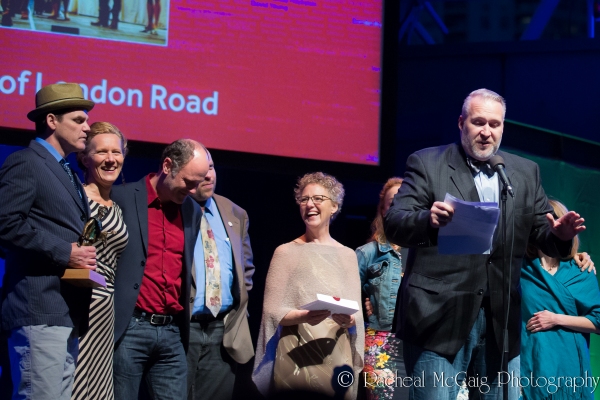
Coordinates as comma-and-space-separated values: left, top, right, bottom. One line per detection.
253, 172, 364, 399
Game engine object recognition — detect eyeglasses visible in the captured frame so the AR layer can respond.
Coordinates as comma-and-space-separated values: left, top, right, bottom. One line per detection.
298, 195, 332, 205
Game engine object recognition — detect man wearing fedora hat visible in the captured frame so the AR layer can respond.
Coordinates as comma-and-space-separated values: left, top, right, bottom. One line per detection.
0, 83, 98, 399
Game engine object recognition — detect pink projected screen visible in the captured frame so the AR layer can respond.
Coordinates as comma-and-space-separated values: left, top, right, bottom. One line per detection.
0, 0, 382, 164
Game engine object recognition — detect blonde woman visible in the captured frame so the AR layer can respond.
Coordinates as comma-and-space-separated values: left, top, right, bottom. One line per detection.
72, 122, 129, 400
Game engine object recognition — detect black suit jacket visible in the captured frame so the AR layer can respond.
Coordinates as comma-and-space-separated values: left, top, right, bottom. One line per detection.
112, 176, 200, 351
384, 143, 571, 359
0, 140, 91, 333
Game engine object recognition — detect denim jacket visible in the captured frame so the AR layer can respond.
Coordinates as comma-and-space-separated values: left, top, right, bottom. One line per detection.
356, 241, 403, 332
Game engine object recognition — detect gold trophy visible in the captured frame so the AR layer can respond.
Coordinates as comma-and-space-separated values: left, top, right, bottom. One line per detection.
61, 217, 107, 288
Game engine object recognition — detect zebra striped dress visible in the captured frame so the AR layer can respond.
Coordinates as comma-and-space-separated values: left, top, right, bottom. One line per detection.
72, 199, 128, 400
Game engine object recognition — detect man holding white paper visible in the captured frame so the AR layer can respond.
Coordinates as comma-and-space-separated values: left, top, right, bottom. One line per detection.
384, 88, 585, 400
437, 193, 500, 255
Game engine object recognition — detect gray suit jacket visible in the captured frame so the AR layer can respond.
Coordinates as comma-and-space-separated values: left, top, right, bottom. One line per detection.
384, 143, 571, 359
190, 194, 255, 364
0, 140, 91, 333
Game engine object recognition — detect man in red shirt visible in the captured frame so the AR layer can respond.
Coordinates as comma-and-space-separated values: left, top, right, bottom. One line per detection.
111, 139, 209, 399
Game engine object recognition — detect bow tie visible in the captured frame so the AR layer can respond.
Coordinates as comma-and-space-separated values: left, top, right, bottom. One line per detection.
468, 158, 495, 177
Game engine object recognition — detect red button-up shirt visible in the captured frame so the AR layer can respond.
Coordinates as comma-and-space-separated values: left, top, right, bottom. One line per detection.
135, 174, 184, 315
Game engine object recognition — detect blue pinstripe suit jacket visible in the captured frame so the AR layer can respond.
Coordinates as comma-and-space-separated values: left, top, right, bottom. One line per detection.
0, 140, 91, 334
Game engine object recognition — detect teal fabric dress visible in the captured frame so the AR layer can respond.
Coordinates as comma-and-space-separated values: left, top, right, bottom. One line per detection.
521, 258, 600, 400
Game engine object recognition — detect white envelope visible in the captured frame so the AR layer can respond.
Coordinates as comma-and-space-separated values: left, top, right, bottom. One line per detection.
300, 294, 359, 315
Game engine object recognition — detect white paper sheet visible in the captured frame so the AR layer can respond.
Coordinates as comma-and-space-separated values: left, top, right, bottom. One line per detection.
438, 193, 500, 255
300, 294, 359, 315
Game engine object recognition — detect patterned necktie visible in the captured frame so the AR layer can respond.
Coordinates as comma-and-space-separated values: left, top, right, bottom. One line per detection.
201, 213, 221, 317
60, 159, 84, 202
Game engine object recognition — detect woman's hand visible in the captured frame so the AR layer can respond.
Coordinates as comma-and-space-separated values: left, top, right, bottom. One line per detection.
331, 313, 355, 328
526, 310, 558, 332
280, 309, 331, 326
364, 298, 373, 317
575, 252, 596, 274
305, 310, 331, 326
527, 310, 600, 334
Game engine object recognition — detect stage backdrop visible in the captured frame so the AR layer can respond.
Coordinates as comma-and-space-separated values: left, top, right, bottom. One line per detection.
0, 0, 382, 165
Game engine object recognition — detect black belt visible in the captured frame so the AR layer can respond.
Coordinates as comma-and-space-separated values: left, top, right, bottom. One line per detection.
133, 308, 175, 326
190, 312, 227, 322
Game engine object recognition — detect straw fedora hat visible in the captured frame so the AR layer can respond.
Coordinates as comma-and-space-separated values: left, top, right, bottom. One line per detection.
27, 83, 95, 121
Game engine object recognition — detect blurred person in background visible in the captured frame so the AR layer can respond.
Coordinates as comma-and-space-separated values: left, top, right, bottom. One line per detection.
356, 177, 409, 400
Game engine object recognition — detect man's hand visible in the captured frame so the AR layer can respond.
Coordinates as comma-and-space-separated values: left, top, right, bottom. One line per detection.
546, 211, 585, 241
575, 252, 596, 274
68, 243, 96, 270
430, 201, 454, 228
364, 297, 373, 317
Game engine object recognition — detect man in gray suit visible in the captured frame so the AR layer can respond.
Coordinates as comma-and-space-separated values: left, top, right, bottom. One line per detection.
186, 150, 255, 400
0, 83, 97, 399
384, 88, 585, 399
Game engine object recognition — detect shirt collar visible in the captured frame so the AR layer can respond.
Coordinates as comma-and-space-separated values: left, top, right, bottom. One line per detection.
203, 197, 215, 216
145, 173, 161, 208
35, 137, 63, 162
377, 241, 394, 253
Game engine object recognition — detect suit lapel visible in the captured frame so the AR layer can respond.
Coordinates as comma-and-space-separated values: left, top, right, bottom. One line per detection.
448, 145, 479, 202
134, 184, 149, 257
76, 173, 91, 218
32, 142, 87, 213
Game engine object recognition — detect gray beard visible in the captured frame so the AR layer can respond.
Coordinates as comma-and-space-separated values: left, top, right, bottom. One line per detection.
461, 134, 501, 161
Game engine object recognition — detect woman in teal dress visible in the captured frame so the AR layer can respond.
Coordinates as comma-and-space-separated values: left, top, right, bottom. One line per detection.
521, 200, 600, 400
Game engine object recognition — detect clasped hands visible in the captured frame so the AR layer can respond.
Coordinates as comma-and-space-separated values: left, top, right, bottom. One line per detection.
304, 310, 355, 328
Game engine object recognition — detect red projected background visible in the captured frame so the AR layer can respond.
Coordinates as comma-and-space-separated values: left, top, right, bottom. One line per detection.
0, 0, 382, 165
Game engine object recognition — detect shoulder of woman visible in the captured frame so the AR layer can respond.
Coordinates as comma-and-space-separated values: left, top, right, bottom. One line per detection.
339, 245, 359, 260
272, 241, 300, 256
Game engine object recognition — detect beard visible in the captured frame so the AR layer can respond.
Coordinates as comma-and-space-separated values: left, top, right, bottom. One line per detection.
461, 131, 501, 161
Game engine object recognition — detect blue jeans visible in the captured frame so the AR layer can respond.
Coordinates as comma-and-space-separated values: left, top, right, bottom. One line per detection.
113, 316, 187, 400
404, 308, 520, 400
7, 325, 78, 400
186, 319, 237, 400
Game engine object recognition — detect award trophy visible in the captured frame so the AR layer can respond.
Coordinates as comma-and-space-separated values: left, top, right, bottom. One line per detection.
61, 217, 107, 288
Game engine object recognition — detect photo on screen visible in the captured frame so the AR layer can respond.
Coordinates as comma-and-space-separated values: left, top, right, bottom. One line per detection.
0, 0, 381, 165
0, 0, 169, 46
